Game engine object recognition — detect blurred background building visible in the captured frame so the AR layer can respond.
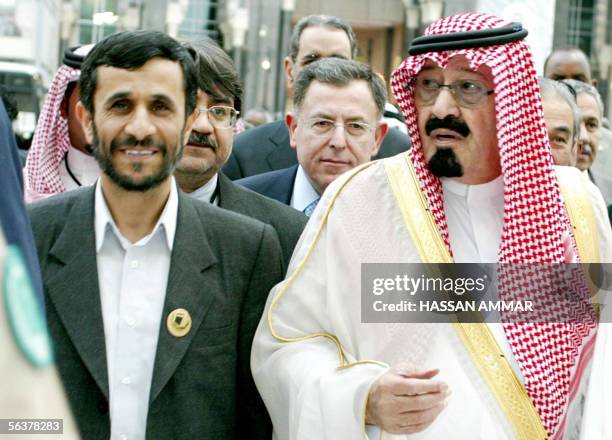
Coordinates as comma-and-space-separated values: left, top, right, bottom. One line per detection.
0, 0, 610, 144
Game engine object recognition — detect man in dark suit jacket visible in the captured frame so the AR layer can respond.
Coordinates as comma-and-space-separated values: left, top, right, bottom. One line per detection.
29, 30, 282, 439
224, 118, 409, 180
237, 58, 389, 217
223, 14, 410, 180
175, 39, 307, 267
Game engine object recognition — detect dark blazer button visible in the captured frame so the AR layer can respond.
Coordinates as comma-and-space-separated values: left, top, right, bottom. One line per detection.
97, 399, 109, 414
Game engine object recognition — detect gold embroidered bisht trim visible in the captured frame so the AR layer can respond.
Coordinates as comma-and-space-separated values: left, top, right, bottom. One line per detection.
555, 169, 599, 263
383, 153, 549, 440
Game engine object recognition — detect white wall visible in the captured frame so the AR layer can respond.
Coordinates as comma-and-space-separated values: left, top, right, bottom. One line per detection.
476, 0, 556, 75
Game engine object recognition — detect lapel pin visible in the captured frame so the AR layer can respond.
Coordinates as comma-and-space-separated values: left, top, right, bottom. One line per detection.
167, 308, 192, 337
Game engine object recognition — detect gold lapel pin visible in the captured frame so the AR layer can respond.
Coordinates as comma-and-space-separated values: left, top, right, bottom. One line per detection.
167, 308, 192, 337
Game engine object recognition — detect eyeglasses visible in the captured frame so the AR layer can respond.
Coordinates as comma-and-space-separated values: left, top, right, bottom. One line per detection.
197, 106, 239, 128
414, 77, 494, 107
302, 118, 374, 140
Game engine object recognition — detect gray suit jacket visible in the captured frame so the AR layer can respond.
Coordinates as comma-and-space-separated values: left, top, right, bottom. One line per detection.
217, 172, 307, 267
29, 185, 283, 439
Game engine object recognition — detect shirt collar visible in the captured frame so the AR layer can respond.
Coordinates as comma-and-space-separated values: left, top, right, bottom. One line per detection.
290, 165, 320, 211
94, 177, 179, 252
187, 173, 219, 205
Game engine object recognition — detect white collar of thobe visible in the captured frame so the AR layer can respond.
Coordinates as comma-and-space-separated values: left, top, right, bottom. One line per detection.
66, 145, 101, 185
440, 173, 504, 200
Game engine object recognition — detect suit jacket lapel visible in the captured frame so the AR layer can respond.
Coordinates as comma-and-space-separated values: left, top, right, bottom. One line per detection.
149, 193, 218, 403
265, 121, 297, 170
45, 187, 109, 399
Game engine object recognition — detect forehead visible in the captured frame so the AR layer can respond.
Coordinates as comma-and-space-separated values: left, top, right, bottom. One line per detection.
300, 80, 377, 118
94, 57, 185, 104
297, 26, 352, 59
577, 93, 601, 119
542, 96, 574, 124
419, 56, 493, 82
196, 88, 233, 106
546, 52, 590, 74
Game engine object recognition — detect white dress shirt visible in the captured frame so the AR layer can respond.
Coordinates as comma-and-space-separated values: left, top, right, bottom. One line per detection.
94, 179, 178, 440
58, 146, 101, 190
188, 173, 219, 205
290, 166, 320, 212
440, 175, 524, 382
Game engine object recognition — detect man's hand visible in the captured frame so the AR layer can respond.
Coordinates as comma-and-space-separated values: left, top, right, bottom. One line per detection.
365, 363, 450, 435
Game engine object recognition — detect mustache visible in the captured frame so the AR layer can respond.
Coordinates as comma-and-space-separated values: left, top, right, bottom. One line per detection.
187, 131, 217, 149
110, 135, 167, 152
425, 116, 470, 137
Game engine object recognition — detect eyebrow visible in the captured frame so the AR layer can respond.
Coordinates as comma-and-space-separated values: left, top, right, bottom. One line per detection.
105, 91, 131, 105
419, 65, 486, 78
550, 125, 572, 136
151, 94, 177, 109
302, 53, 349, 61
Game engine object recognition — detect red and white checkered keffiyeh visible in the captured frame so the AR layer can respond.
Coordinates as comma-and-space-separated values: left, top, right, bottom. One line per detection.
23, 46, 92, 203
391, 12, 596, 438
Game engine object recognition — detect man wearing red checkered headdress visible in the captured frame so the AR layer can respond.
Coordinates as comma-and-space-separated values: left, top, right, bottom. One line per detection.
252, 12, 612, 440
23, 45, 100, 203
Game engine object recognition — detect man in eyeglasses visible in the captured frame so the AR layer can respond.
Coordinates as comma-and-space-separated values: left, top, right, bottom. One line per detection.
237, 58, 388, 216
252, 13, 612, 439
175, 39, 306, 267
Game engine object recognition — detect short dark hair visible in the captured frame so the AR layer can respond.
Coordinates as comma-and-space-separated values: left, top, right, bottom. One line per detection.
543, 46, 590, 76
289, 15, 358, 61
293, 58, 387, 117
184, 38, 243, 112
79, 30, 197, 116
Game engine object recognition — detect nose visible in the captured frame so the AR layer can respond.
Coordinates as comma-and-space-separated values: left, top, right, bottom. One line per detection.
192, 109, 214, 134
124, 105, 156, 140
430, 88, 460, 119
328, 124, 348, 150
578, 122, 589, 146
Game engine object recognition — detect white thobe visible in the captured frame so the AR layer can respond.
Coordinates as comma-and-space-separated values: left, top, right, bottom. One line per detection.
58, 146, 100, 190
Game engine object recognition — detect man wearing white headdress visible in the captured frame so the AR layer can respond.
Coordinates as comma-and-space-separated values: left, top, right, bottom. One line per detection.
252, 12, 612, 440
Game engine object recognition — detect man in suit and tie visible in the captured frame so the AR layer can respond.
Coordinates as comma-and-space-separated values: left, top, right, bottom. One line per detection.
223, 14, 410, 180
28, 30, 283, 439
238, 58, 388, 217
175, 38, 306, 267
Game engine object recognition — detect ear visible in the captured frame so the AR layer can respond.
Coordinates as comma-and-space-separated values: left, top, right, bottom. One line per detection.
592, 78, 598, 87
60, 95, 69, 119
75, 101, 94, 145
370, 121, 389, 158
284, 57, 295, 91
286, 113, 298, 150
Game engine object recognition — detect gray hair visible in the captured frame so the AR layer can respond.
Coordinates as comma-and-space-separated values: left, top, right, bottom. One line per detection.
538, 77, 580, 140
293, 58, 387, 118
289, 15, 358, 61
562, 79, 604, 117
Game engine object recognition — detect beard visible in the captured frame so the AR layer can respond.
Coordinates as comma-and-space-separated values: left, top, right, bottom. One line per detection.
427, 148, 464, 178
424, 115, 469, 178
92, 125, 183, 192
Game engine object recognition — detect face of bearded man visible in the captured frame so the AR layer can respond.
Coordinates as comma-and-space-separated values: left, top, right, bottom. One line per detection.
81, 58, 191, 192
415, 56, 501, 185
